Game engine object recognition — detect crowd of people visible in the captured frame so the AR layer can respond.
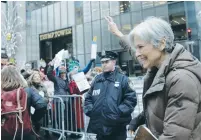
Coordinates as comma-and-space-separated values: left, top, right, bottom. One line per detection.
1, 16, 201, 140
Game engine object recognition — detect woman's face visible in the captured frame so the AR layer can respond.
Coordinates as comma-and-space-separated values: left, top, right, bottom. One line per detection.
133, 35, 164, 69
32, 73, 41, 83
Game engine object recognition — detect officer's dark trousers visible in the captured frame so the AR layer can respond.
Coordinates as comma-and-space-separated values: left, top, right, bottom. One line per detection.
96, 127, 127, 140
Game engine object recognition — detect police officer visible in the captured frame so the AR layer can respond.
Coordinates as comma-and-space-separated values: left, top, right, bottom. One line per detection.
84, 51, 137, 140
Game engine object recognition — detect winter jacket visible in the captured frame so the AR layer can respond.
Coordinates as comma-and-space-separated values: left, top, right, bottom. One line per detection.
119, 35, 131, 50
129, 44, 201, 140
84, 68, 137, 135
47, 66, 69, 95
30, 84, 49, 103
24, 87, 47, 123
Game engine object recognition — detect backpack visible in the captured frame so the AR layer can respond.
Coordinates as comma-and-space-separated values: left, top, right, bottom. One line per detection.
1, 87, 39, 139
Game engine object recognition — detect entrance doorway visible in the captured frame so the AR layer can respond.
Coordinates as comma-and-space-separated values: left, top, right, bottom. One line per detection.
39, 27, 73, 64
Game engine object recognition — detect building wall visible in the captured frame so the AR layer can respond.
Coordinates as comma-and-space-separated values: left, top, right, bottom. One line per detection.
2, 1, 200, 69
27, 1, 171, 68
195, 2, 201, 59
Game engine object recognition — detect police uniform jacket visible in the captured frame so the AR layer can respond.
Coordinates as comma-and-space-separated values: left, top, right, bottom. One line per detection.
84, 68, 137, 135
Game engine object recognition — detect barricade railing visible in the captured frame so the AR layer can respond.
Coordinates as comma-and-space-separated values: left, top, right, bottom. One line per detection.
56, 95, 87, 140
40, 96, 66, 140
40, 85, 143, 140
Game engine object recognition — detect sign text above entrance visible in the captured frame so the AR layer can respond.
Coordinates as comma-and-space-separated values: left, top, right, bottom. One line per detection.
39, 28, 72, 41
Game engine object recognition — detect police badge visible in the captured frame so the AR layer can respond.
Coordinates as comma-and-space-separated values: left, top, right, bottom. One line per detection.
114, 81, 120, 87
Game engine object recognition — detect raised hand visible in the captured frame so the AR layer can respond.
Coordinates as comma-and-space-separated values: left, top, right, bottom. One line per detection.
105, 16, 124, 37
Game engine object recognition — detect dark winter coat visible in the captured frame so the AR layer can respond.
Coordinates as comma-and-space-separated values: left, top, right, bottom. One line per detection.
84, 68, 137, 135
129, 44, 201, 140
47, 66, 69, 95
24, 87, 48, 122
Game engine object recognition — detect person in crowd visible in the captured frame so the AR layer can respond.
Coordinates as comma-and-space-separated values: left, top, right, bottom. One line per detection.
124, 17, 201, 139
47, 61, 69, 96
27, 71, 49, 134
84, 51, 137, 140
1, 65, 47, 140
28, 71, 48, 101
67, 59, 86, 137
67, 56, 95, 74
47, 62, 70, 137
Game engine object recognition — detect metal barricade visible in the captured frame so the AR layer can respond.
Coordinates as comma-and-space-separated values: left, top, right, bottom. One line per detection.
41, 96, 66, 140
56, 95, 87, 140
40, 76, 144, 140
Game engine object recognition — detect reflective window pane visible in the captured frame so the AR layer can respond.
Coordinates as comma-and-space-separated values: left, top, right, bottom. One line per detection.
61, 1, 68, 28
91, 1, 100, 21
54, 2, 61, 30
47, 4, 54, 31
36, 9, 42, 34
121, 13, 131, 34
130, 1, 141, 11
77, 54, 85, 69
75, 1, 83, 25
100, 1, 109, 18
168, 2, 187, 41
68, 1, 75, 26
85, 53, 91, 65
72, 26, 77, 56
42, 7, 48, 33
155, 5, 168, 21
131, 11, 142, 27
76, 25, 84, 54
143, 8, 155, 19
84, 23, 92, 53
110, 1, 120, 16
101, 19, 111, 51
111, 16, 120, 50
83, 1, 91, 23
154, 1, 167, 6
31, 10, 36, 35
142, 1, 153, 9
92, 20, 101, 52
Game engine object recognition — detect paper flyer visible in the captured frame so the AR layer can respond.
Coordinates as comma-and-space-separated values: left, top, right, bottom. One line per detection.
72, 72, 91, 92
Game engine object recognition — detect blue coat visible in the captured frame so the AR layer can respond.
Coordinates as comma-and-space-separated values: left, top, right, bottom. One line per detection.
84, 68, 137, 135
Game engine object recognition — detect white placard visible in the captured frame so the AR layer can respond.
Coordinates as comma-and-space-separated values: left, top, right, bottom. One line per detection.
31, 107, 35, 114
72, 72, 91, 92
91, 43, 97, 59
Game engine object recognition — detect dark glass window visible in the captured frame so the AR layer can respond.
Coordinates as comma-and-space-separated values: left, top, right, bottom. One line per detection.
120, 1, 131, 13
168, 2, 187, 41
75, 1, 83, 25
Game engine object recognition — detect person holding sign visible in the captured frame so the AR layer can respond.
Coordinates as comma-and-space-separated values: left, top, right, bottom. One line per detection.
84, 51, 137, 140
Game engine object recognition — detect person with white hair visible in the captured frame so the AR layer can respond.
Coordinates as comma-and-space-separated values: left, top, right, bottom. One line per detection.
106, 16, 201, 139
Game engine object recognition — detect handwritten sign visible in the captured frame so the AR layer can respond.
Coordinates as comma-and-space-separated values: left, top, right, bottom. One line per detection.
72, 72, 91, 92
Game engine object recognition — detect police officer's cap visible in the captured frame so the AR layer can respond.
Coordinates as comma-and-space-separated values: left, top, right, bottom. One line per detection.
98, 51, 118, 62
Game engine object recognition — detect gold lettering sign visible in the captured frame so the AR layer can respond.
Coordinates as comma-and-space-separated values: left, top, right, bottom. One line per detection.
39, 28, 72, 41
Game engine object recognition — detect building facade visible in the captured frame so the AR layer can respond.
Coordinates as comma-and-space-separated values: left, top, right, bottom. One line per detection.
2, 1, 201, 75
